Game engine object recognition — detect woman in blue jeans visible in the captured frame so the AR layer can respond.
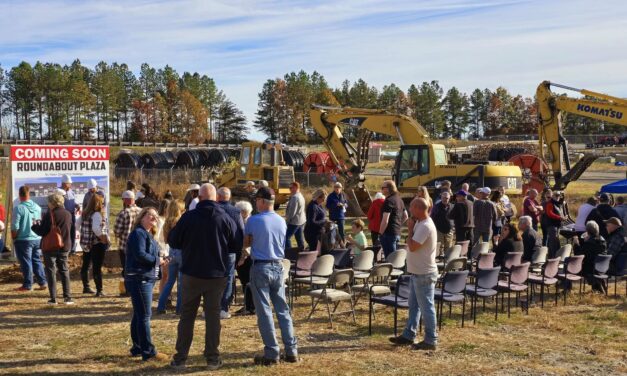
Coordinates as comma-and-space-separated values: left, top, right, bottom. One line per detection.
125, 207, 169, 362
157, 199, 185, 314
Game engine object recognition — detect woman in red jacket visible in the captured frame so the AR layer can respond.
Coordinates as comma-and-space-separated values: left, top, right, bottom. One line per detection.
367, 192, 385, 246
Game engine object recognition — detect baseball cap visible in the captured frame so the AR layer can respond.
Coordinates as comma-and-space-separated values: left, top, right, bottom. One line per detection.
87, 178, 98, 189
122, 190, 135, 199
187, 183, 200, 191
599, 192, 610, 201
604, 217, 622, 227
334, 182, 343, 188
481, 187, 491, 195
455, 190, 468, 196
61, 174, 72, 184
255, 187, 275, 200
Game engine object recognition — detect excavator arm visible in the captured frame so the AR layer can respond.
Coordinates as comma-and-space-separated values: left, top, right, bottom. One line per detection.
536, 81, 627, 190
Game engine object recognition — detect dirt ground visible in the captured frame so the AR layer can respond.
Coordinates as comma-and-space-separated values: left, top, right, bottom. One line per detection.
0, 267, 626, 376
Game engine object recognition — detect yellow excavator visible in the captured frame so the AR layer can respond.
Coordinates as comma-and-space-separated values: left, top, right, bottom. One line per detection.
309, 106, 523, 215
214, 140, 293, 208
536, 81, 627, 190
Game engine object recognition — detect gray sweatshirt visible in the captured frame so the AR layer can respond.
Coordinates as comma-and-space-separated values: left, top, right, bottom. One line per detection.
285, 192, 306, 226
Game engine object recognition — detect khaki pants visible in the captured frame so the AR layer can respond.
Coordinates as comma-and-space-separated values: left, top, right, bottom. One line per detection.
437, 230, 454, 256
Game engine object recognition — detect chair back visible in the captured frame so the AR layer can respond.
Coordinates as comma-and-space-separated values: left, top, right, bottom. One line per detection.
311, 255, 335, 277
395, 275, 412, 299
564, 254, 584, 275
284, 247, 301, 262
281, 259, 292, 284
295, 251, 318, 271
476, 266, 500, 289
543, 257, 560, 278
444, 245, 462, 264
369, 263, 394, 280
531, 246, 548, 266
353, 250, 374, 271
471, 242, 490, 260
456, 240, 470, 258
329, 269, 354, 289
477, 252, 495, 269
503, 252, 523, 270
386, 249, 407, 269
594, 254, 612, 274
510, 262, 531, 284
512, 240, 524, 253
612, 253, 627, 276
444, 257, 467, 272
442, 270, 469, 294
329, 248, 351, 269
556, 244, 572, 261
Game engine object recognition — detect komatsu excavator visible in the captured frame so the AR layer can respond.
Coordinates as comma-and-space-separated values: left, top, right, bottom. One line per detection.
309, 106, 523, 215
536, 81, 627, 190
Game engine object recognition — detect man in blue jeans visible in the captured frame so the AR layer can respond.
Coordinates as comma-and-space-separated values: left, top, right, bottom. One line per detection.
389, 197, 438, 350
217, 187, 244, 319
379, 180, 407, 258
12, 186, 46, 292
245, 187, 299, 366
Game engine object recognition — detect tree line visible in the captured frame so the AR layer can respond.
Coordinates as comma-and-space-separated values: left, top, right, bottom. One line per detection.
0, 60, 247, 143
253, 71, 622, 144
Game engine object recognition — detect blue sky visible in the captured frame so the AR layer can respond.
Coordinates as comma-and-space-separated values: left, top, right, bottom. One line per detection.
1, 0, 627, 140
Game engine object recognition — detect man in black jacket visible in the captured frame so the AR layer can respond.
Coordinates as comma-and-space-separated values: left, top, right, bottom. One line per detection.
431, 191, 453, 255
448, 190, 474, 245
519, 216, 542, 262
586, 193, 619, 239
168, 183, 239, 371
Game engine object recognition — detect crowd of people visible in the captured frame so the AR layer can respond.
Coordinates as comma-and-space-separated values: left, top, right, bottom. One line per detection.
8, 173, 627, 367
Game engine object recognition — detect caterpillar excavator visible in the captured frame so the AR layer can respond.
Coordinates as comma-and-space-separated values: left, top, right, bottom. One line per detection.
309, 106, 523, 215
536, 81, 627, 190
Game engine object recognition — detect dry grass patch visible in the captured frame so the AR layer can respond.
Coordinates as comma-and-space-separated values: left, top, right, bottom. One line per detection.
0, 267, 626, 375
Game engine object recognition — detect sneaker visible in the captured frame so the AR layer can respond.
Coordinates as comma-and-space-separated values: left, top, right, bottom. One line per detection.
169, 359, 186, 369
15, 286, 32, 292
234, 307, 254, 316
220, 310, 231, 320
389, 335, 414, 345
63, 298, 75, 305
47, 299, 58, 305
95, 291, 106, 297
36, 284, 48, 291
83, 287, 96, 294
411, 341, 437, 351
254, 354, 278, 366
206, 358, 223, 371
282, 354, 301, 363
145, 352, 169, 362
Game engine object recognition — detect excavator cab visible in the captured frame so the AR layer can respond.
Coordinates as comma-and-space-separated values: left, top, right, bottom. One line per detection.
394, 145, 431, 186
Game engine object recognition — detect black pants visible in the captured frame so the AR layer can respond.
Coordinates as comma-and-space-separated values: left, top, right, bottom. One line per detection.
43, 250, 72, 301
455, 227, 473, 245
236, 257, 255, 312
81, 243, 108, 292
173, 274, 227, 363
371, 231, 380, 247
119, 249, 126, 277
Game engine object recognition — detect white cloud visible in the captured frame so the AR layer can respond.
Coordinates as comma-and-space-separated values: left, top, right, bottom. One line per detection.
1, 0, 627, 140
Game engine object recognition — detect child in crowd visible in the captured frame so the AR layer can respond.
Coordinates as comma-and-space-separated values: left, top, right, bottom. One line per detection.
346, 219, 368, 256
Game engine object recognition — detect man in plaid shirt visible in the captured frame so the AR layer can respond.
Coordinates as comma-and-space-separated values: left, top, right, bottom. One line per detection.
114, 190, 142, 279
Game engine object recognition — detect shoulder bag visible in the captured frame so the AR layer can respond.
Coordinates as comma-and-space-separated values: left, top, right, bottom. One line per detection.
42, 210, 64, 252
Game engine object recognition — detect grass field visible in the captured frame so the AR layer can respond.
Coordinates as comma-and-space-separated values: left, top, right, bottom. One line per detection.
0, 270, 625, 375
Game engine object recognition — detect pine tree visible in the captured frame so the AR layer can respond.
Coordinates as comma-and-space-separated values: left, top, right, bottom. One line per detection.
442, 87, 469, 139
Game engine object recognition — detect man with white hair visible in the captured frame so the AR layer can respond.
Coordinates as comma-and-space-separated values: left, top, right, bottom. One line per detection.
168, 183, 239, 370
472, 187, 497, 246
519, 216, 541, 262
216, 187, 244, 319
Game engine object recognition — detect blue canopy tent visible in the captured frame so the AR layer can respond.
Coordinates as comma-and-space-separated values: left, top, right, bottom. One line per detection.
600, 179, 627, 194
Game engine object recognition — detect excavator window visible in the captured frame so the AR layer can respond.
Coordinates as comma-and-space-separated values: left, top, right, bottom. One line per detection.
396, 145, 429, 183
262, 149, 272, 165
253, 147, 262, 165
241, 146, 251, 165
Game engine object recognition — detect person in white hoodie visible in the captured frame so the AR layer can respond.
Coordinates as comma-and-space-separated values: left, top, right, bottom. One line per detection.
284, 182, 306, 249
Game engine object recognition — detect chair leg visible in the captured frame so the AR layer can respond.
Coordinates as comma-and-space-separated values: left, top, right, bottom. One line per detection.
540, 284, 545, 308
368, 299, 373, 335
350, 298, 357, 325
438, 300, 443, 330
307, 297, 321, 320
555, 283, 559, 306
326, 300, 333, 329
393, 306, 398, 337
461, 297, 466, 328
507, 290, 511, 318
494, 293, 498, 321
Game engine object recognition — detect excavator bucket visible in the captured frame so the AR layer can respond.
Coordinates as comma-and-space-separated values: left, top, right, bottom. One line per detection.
344, 186, 372, 217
